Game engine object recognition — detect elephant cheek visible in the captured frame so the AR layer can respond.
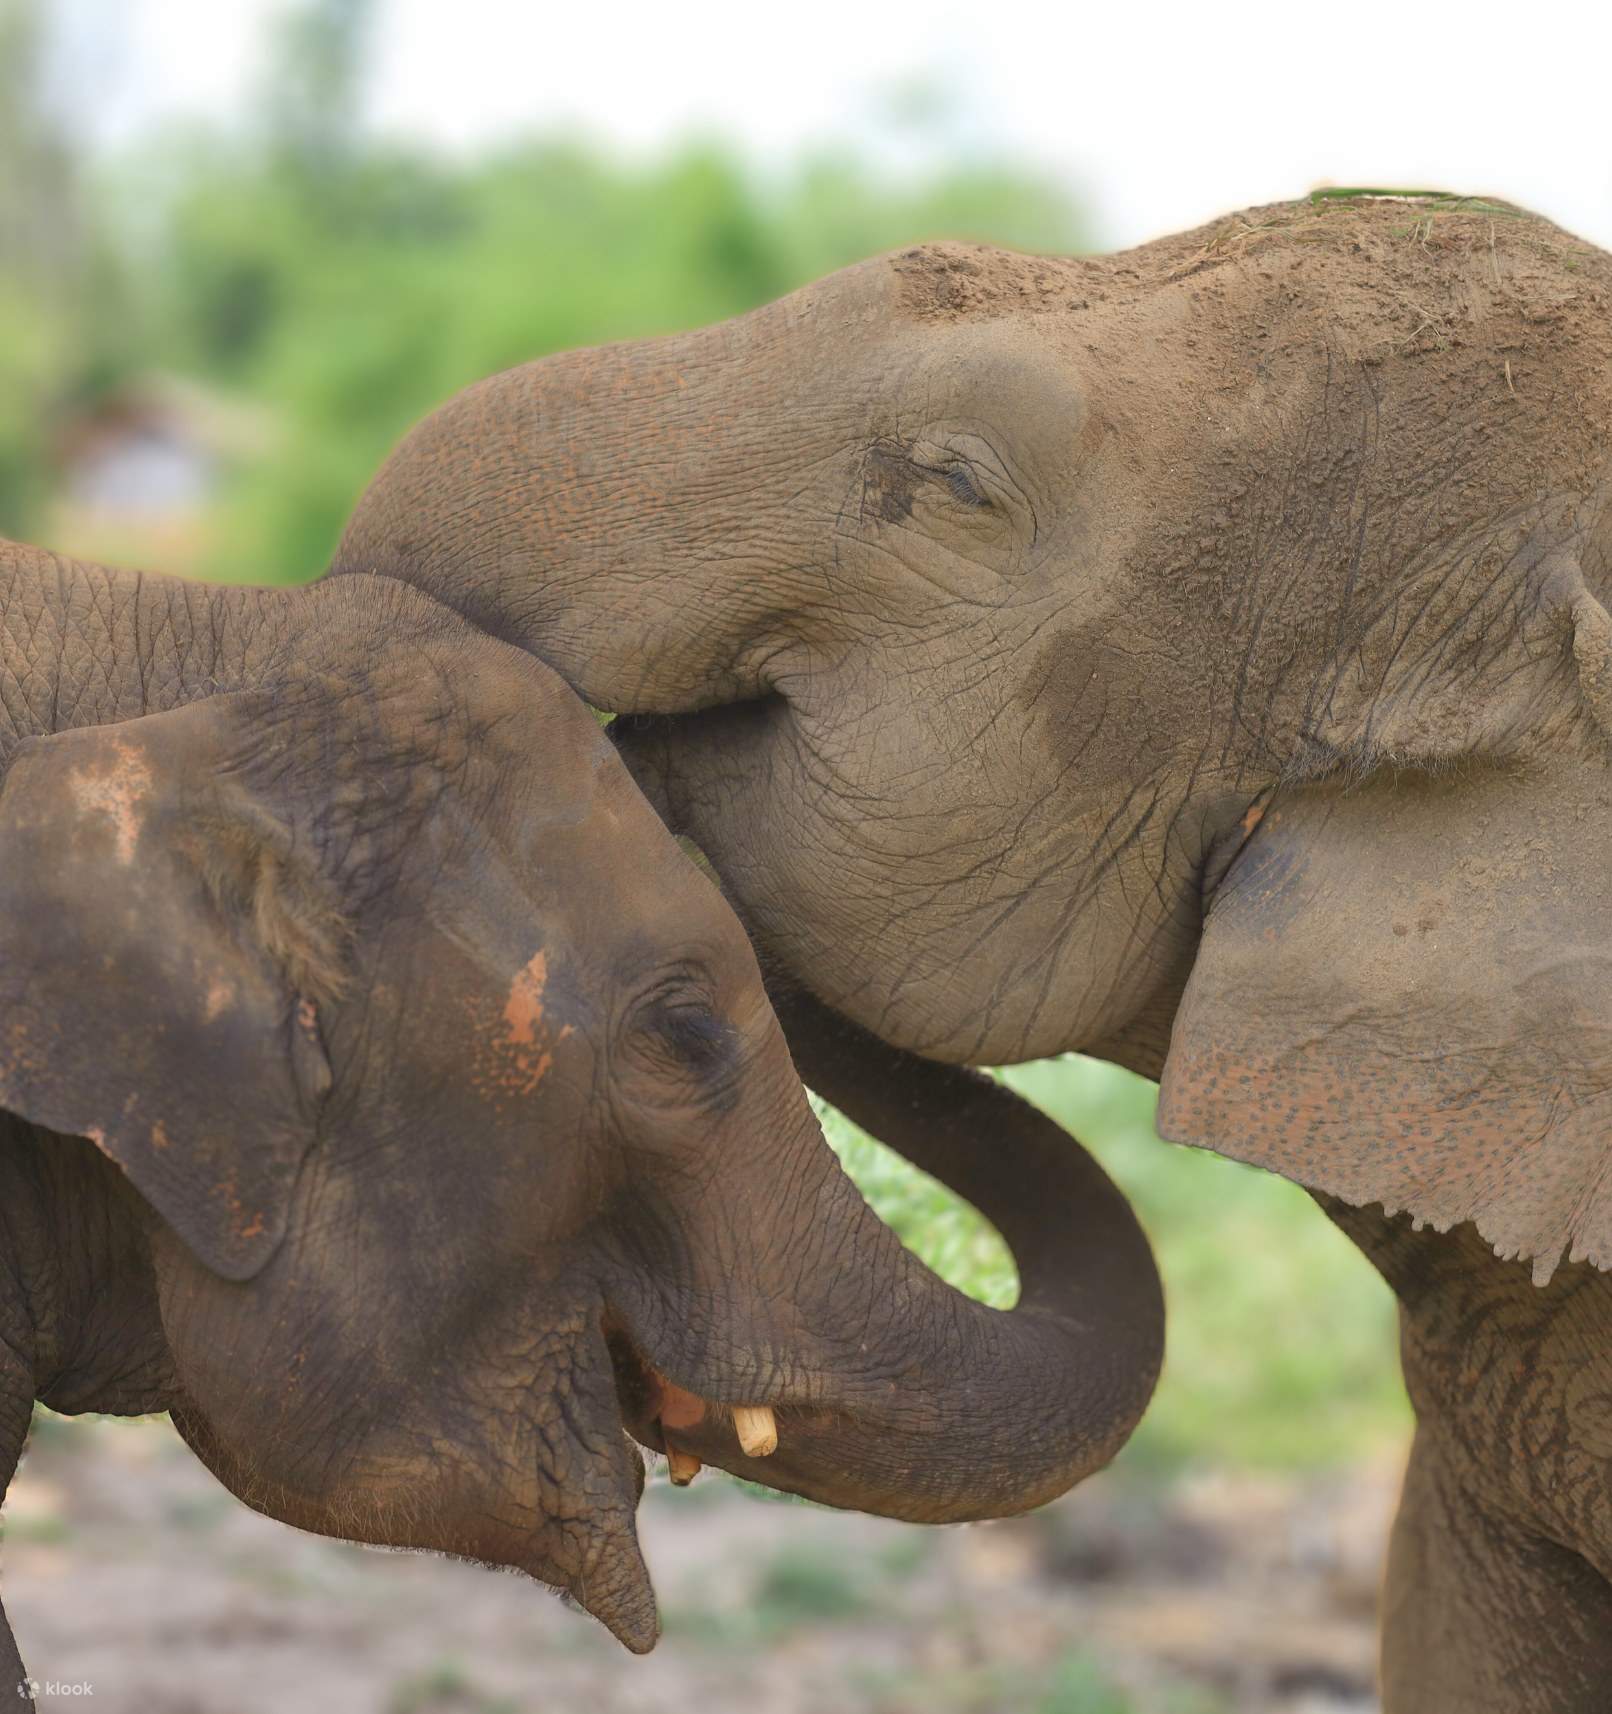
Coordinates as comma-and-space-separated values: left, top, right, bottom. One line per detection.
610, 715, 676, 822
611, 702, 806, 903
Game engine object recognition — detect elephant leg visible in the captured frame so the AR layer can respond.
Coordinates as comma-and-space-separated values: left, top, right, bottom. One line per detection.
1, 1363, 31, 1707
1319, 1198, 1612, 1708
0, 1603, 24, 1711
1383, 1428, 1612, 1712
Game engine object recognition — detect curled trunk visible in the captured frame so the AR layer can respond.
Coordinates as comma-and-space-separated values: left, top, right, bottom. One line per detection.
618, 985, 1164, 1523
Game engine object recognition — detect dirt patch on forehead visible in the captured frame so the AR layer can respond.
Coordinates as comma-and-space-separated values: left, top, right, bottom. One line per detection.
1132, 192, 1604, 273
1154, 196, 1609, 371
1163, 197, 1612, 524
889, 242, 1106, 320
1114, 193, 1611, 445
1005, 197, 1612, 797
888, 200, 1611, 537
892, 196, 1612, 354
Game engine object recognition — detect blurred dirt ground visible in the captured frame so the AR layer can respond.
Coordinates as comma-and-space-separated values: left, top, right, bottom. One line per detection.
3, 1415, 1399, 1714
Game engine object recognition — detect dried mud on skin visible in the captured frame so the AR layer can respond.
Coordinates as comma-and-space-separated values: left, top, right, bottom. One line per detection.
894, 194, 1612, 570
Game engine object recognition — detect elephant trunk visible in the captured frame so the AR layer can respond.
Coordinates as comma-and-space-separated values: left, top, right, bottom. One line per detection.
330, 326, 802, 716
617, 987, 1164, 1524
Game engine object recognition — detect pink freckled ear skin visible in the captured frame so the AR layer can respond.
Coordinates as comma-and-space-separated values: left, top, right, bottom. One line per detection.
65, 736, 154, 866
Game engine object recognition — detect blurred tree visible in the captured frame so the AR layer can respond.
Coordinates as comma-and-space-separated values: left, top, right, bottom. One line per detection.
192, 131, 1088, 583
262, 0, 375, 185
155, 0, 394, 377
0, 0, 77, 532
10, 0, 1089, 579
0, 0, 140, 536
0, 0, 77, 283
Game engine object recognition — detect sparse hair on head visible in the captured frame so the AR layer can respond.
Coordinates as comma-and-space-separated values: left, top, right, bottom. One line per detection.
194, 811, 352, 1004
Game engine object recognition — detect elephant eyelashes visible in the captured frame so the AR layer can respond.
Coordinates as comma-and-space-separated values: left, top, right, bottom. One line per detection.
859, 439, 996, 527
634, 994, 739, 1083
942, 464, 991, 510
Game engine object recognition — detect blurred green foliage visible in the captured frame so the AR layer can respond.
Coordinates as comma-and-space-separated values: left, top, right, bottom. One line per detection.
0, 0, 1084, 580
175, 137, 1084, 584
826, 1060, 1410, 1472
0, 0, 78, 535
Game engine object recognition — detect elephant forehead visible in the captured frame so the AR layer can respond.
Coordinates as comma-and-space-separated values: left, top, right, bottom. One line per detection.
884, 242, 1103, 324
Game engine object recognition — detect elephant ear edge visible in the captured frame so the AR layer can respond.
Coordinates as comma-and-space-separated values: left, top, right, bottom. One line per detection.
1159, 589, 1612, 1287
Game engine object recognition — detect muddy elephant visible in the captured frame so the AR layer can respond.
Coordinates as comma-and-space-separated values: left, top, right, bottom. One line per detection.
336, 194, 1612, 1709
0, 537, 1162, 1697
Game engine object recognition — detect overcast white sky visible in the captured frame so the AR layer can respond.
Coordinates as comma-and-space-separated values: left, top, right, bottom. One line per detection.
57, 0, 1612, 252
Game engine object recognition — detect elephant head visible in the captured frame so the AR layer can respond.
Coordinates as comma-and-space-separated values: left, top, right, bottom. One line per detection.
335, 197, 1612, 1285
0, 577, 1160, 1650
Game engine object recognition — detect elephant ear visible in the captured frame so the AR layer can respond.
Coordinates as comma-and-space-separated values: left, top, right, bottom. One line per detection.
0, 700, 341, 1280
1158, 742, 1612, 1286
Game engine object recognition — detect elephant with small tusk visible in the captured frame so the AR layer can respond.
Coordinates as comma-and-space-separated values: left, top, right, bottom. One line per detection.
335, 193, 1612, 1710
0, 535, 1161, 1697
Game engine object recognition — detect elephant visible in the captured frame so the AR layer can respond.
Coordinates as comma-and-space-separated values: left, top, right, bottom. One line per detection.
334, 193, 1612, 1709
0, 535, 1162, 1697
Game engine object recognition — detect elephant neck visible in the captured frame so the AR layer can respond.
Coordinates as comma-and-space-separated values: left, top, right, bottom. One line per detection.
0, 539, 291, 769
0, 1117, 177, 1418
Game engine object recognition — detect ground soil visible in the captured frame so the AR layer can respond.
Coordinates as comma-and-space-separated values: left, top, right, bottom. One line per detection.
4, 1415, 1399, 1714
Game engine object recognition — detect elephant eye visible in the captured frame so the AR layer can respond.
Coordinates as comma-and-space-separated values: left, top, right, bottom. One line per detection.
626, 974, 739, 1089
645, 997, 732, 1069
855, 435, 1014, 540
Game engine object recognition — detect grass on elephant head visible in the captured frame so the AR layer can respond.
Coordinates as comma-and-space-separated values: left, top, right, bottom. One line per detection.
1307, 186, 1525, 215
818, 1057, 1410, 1474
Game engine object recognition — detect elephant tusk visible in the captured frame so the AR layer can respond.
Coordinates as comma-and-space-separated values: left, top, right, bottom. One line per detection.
666, 1441, 703, 1486
732, 1405, 778, 1458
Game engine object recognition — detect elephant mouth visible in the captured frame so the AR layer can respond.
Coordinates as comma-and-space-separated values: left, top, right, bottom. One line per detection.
598, 1306, 979, 1518
544, 1312, 829, 1656
603, 1321, 785, 1488
566, 1018, 1168, 1650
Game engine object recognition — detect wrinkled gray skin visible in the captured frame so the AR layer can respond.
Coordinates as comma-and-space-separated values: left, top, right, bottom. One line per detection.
337, 197, 1612, 1709
0, 539, 1161, 1695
